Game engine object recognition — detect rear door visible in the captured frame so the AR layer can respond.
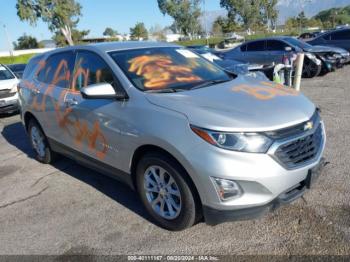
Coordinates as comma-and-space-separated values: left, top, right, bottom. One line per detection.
245, 40, 267, 64
29, 51, 75, 143
266, 40, 290, 64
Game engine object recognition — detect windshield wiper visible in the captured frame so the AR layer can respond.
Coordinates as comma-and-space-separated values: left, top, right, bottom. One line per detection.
144, 88, 183, 93
190, 79, 231, 90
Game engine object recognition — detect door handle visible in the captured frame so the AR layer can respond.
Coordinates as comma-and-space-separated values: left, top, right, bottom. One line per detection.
65, 98, 78, 107
31, 88, 40, 95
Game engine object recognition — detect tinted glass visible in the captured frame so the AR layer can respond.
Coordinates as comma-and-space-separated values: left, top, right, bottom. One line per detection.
0, 65, 15, 80
37, 52, 75, 88
331, 30, 350, 40
240, 44, 247, 52
246, 41, 265, 51
73, 51, 114, 91
283, 37, 312, 49
267, 40, 288, 51
23, 56, 41, 79
109, 47, 231, 91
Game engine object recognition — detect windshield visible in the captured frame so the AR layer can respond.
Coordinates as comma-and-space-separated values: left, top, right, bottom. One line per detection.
284, 37, 312, 49
0, 66, 15, 80
109, 47, 231, 91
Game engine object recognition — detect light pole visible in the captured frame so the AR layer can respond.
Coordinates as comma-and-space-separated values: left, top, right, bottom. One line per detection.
202, 0, 209, 45
0, 21, 13, 56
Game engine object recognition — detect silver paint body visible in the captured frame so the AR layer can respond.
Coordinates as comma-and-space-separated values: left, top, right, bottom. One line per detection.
19, 42, 326, 212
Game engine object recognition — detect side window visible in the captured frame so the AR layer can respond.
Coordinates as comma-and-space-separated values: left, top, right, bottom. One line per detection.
331, 30, 350, 40
72, 51, 114, 91
267, 40, 288, 51
322, 33, 331, 41
37, 52, 75, 88
240, 44, 247, 52
246, 41, 265, 52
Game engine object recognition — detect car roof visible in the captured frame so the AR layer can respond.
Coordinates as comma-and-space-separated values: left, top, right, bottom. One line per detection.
43, 41, 181, 57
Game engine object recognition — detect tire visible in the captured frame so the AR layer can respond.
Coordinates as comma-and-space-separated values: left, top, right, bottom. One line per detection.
28, 119, 56, 164
302, 58, 322, 78
136, 153, 200, 231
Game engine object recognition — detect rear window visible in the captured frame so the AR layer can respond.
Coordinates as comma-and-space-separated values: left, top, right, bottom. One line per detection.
0, 65, 15, 80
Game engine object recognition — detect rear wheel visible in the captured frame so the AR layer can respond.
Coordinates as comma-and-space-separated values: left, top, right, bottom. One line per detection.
28, 119, 56, 164
136, 153, 200, 231
302, 58, 321, 78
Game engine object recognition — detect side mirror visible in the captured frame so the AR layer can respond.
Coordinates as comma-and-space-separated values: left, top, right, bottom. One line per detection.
285, 46, 293, 52
81, 83, 128, 100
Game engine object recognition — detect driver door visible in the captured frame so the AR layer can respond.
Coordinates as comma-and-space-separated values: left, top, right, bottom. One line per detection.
63, 50, 124, 167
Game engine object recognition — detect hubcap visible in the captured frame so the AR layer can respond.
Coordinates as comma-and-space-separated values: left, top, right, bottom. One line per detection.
144, 165, 182, 220
31, 126, 46, 158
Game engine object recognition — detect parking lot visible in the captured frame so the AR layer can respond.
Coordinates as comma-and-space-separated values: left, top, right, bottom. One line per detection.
0, 66, 349, 256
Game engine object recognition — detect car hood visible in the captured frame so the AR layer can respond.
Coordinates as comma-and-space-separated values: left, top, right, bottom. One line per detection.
304, 45, 348, 55
0, 79, 19, 90
145, 76, 315, 132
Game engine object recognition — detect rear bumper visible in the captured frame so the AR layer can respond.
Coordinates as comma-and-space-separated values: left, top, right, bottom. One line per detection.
204, 158, 325, 225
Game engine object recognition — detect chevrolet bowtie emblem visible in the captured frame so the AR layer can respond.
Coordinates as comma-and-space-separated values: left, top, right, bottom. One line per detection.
304, 121, 313, 131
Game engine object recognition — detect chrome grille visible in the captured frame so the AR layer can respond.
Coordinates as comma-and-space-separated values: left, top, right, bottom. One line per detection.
274, 124, 324, 169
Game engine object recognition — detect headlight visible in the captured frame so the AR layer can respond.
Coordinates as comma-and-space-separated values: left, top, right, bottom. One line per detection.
10, 83, 18, 93
305, 53, 316, 60
191, 126, 273, 153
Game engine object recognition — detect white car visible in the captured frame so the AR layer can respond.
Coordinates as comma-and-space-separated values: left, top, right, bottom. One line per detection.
0, 64, 19, 114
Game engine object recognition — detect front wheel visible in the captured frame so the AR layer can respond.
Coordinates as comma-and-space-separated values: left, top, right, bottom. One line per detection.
136, 153, 200, 231
302, 58, 322, 78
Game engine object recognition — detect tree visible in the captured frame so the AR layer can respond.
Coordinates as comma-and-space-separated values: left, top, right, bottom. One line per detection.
296, 11, 308, 29
130, 22, 148, 40
220, 0, 278, 32
149, 24, 166, 41
53, 29, 89, 46
157, 0, 202, 37
13, 34, 40, 50
103, 27, 118, 37
260, 0, 278, 30
212, 16, 238, 35
16, 0, 82, 46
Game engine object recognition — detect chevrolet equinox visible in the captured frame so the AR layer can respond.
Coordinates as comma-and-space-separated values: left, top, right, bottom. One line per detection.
18, 42, 326, 230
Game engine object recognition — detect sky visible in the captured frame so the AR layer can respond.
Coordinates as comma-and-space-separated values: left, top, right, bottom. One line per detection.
0, 0, 221, 52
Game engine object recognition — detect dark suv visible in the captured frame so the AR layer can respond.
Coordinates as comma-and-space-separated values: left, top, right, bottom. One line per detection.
307, 28, 350, 52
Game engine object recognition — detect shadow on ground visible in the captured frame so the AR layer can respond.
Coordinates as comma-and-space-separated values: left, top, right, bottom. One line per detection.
1, 120, 154, 227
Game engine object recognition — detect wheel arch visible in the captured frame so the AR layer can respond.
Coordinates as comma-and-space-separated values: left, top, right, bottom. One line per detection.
130, 144, 203, 209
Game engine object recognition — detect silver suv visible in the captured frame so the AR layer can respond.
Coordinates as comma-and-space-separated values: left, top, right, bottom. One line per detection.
18, 42, 326, 230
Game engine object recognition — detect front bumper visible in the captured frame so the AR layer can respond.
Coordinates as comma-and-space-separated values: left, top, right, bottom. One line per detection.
183, 118, 326, 225
0, 93, 19, 114
203, 158, 325, 225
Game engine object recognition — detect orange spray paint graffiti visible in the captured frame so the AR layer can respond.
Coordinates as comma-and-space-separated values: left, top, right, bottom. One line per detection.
232, 81, 299, 100
128, 55, 202, 89
23, 59, 108, 159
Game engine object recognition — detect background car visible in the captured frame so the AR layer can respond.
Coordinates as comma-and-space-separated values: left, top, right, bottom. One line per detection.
0, 64, 19, 114
6, 63, 27, 79
307, 28, 350, 52
188, 45, 274, 81
219, 37, 348, 78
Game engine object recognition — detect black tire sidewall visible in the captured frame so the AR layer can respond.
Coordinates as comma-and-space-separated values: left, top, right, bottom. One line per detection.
136, 153, 197, 231
28, 120, 54, 164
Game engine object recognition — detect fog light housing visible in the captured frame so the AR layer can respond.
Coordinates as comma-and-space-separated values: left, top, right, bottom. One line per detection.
211, 177, 242, 201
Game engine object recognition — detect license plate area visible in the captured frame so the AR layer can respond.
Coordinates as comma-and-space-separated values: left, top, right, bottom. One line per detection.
306, 158, 325, 188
